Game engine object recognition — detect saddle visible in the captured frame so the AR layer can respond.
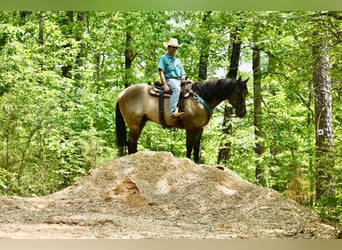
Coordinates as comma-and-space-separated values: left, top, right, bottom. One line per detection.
148, 80, 193, 98
149, 79, 194, 128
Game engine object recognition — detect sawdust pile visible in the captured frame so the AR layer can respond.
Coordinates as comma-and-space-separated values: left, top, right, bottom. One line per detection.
0, 151, 338, 239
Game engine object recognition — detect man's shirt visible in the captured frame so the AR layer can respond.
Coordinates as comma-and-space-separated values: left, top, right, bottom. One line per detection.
158, 52, 185, 79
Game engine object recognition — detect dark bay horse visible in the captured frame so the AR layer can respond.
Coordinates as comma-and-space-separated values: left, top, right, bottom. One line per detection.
115, 77, 248, 163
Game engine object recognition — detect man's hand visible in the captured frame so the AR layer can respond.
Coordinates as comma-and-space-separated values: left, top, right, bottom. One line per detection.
163, 84, 171, 93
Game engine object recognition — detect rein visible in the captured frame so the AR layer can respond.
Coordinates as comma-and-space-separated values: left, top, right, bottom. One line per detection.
188, 88, 214, 115
193, 94, 214, 115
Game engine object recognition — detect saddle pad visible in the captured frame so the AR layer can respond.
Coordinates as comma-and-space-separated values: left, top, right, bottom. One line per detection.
148, 87, 190, 98
148, 87, 171, 98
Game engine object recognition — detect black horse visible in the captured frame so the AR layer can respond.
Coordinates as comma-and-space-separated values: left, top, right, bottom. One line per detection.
115, 77, 248, 163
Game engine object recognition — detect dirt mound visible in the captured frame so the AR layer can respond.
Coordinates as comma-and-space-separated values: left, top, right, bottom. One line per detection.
0, 152, 338, 238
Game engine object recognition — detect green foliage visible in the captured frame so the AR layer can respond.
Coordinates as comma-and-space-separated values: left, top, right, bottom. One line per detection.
0, 11, 341, 228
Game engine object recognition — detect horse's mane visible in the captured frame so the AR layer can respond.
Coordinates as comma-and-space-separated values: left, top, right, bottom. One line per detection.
192, 78, 237, 102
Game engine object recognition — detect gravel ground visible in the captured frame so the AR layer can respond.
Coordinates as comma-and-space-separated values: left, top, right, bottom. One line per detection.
0, 151, 338, 239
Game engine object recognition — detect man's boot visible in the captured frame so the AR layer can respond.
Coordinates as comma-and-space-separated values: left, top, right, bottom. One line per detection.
171, 107, 184, 119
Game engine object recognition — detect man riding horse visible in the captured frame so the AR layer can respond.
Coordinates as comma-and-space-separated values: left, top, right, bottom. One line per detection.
158, 38, 186, 119
115, 38, 248, 163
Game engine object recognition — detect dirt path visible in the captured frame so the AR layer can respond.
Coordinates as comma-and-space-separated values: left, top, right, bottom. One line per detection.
0, 152, 338, 239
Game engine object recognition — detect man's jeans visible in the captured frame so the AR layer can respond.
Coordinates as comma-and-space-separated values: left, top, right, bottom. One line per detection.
166, 78, 181, 114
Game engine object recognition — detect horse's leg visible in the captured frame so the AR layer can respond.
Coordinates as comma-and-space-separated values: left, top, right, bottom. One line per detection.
186, 128, 203, 163
127, 117, 147, 154
185, 129, 195, 160
127, 130, 138, 154
190, 128, 203, 163
193, 128, 204, 164
186, 134, 193, 160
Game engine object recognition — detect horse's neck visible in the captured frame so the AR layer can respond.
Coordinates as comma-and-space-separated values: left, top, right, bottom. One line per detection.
208, 99, 225, 109
192, 80, 232, 109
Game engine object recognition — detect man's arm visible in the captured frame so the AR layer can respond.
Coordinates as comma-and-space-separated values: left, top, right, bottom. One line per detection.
159, 69, 170, 92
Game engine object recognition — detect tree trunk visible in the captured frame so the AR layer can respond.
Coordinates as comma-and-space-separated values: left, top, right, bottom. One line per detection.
124, 31, 134, 87
95, 52, 105, 81
253, 44, 266, 186
217, 106, 234, 164
61, 11, 74, 78
74, 12, 87, 81
227, 32, 241, 79
59, 11, 86, 80
197, 11, 212, 80
217, 31, 241, 164
38, 12, 44, 45
198, 53, 209, 80
313, 29, 335, 202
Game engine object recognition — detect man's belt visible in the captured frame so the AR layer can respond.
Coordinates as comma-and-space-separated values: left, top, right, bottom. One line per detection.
166, 77, 181, 80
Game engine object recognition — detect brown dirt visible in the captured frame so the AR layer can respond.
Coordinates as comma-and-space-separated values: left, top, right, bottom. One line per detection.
0, 151, 338, 239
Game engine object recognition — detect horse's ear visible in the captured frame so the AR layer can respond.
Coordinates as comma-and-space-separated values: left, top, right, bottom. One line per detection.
244, 78, 249, 83
238, 76, 242, 81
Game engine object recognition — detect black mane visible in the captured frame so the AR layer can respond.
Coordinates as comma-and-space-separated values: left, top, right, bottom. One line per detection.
192, 78, 238, 102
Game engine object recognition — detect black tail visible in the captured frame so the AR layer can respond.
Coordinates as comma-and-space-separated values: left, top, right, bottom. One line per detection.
115, 101, 127, 156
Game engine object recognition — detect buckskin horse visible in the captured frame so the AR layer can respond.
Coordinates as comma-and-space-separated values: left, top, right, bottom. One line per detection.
115, 77, 248, 163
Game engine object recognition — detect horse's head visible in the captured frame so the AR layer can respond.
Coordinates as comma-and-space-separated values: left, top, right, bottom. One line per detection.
228, 77, 249, 118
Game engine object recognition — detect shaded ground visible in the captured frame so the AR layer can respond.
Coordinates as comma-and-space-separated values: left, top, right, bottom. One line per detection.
0, 152, 338, 239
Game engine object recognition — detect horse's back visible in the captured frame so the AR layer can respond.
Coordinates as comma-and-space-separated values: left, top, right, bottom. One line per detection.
118, 83, 151, 106
118, 83, 149, 99
118, 83, 160, 123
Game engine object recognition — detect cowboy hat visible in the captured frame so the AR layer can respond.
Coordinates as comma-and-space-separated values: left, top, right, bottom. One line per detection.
163, 38, 182, 48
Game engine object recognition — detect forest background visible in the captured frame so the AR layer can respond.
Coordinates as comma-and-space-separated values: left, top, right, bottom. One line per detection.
0, 11, 341, 226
